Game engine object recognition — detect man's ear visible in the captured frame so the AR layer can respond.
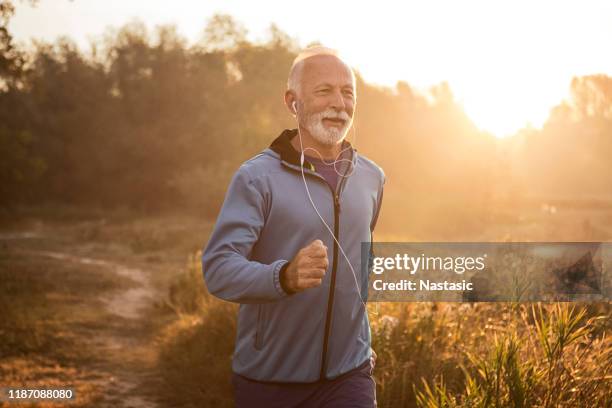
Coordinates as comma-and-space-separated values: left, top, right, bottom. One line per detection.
284, 91, 297, 116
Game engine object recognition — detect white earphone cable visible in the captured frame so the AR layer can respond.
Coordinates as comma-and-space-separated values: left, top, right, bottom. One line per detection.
294, 108, 377, 316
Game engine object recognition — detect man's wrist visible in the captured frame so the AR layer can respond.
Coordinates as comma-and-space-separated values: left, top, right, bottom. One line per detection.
279, 262, 296, 295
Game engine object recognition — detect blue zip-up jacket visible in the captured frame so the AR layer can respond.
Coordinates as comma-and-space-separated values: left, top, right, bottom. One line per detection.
202, 129, 385, 383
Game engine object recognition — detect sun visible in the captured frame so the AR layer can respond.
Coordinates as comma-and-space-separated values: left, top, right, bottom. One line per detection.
451, 74, 565, 138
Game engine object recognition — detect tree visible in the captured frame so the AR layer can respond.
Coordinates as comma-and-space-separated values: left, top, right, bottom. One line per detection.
0, 0, 44, 207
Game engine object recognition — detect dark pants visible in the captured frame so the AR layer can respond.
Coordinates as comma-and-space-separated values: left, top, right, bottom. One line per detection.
232, 359, 377, 408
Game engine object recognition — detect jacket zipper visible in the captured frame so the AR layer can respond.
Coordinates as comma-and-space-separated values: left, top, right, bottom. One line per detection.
281, 155, 352, 381
320, 190, 340, 380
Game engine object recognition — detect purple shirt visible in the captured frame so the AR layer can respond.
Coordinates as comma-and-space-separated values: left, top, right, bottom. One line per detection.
305, 150, 349, 192
306, 156, 343, 191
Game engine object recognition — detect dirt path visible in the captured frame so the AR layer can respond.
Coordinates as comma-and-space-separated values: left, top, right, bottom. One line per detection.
0, 231, 167, 407
30, 250, 156, 320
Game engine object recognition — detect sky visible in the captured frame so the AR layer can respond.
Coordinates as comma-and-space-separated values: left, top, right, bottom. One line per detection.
9, 0, 612, 137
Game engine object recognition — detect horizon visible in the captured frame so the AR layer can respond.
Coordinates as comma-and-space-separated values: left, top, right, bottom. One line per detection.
9, 0, 612, 137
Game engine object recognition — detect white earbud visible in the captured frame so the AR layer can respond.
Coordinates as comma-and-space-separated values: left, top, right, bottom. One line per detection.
292, 101, 297, 115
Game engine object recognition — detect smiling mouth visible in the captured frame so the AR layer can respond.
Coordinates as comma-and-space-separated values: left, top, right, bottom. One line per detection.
322, 118, 346, 127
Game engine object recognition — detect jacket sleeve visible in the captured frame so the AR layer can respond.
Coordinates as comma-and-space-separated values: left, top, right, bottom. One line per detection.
201, 166, 289, 304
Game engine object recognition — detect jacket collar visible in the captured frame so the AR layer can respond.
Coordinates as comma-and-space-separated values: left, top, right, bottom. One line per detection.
270, 129, 302, 166
269, 128, 354, 167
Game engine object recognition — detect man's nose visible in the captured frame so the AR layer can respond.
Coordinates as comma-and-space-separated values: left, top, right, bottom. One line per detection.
328, 89, 346, 112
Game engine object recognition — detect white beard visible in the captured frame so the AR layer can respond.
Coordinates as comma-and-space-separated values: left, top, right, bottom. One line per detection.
304, 108, 352, 146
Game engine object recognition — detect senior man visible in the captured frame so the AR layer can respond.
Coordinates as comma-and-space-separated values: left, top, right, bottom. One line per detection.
202, 46, 385, 407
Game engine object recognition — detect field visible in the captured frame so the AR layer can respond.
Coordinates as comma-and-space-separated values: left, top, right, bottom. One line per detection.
3, 4, 612, 406
0, 206, 610, 407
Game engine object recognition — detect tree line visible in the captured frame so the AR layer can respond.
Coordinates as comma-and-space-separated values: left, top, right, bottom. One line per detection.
1, 5, 611, 237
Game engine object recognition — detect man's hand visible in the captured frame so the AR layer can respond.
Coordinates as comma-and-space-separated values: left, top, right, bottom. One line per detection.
281, 240, 329, 293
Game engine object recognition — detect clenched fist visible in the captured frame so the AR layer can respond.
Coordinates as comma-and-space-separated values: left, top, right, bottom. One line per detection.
281, 240, 329, 294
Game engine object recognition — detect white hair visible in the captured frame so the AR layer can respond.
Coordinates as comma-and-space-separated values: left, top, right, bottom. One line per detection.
287, 46, 355, 96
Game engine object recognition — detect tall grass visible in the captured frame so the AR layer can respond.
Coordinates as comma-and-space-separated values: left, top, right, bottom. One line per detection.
409, 304, 611, 408
158, 254, 612, 407
156, 251, 237, 407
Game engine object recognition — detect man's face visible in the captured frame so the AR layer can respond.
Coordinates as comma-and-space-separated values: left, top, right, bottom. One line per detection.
297, 55, 356, 146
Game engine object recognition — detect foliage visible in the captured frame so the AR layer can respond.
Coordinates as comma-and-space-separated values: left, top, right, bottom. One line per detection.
1, 9, 610, 239
407, 304, 612, 408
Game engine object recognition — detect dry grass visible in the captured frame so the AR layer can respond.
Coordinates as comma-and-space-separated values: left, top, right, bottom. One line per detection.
1, 208, 610, 407
154, 251, 236, 407
156, 255, 612, 408
395, 303, 611, 407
